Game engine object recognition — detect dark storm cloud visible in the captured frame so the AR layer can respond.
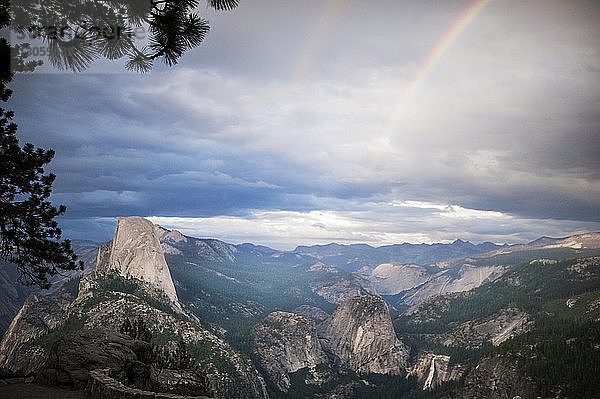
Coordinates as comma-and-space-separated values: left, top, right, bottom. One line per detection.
6, 0, 600, 245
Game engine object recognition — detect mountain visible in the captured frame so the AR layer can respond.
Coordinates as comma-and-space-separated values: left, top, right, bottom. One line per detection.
0, 261, 36, 338
316, 295, 409, 375
395, 256, 600, 397
0, 217, 269, 398
524, 232, 600, 248
0, 293, 67, 374
381, 232, 600, 310
0, 239, 100, 337
251, 311, 330, 393
293, 234, 600, 312
294, 240, 505, 273
97, 216, 179, 306
2, 222, 600, 398
251, 295, 410, 398
155, 226, 375, 348
368, 263, 435, 295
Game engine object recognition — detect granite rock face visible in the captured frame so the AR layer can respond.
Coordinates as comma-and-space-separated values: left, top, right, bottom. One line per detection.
454, 356, 537, 399
99, 216, 179, 305
252, 295, 409, 394
408, 353, 464, 391
0, 217, 269, 399
292, 305, 329, 321
36, 328, 154, 388
369, 263, 431, 295
252, 312, 330, 391
438, 307, 531, 348
0, 293, 66, 374
317, 295, 409, 375
397, 264, 507, 306
0, 240, 99, 337
0, 263, 35, 337
308, 263, 375, 304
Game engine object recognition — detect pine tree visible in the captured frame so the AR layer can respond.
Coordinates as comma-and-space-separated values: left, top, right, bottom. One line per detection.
119, 318, 132, 335
5, 0, 240, 72
120, 316, 152, 343
0, 39, 82, 288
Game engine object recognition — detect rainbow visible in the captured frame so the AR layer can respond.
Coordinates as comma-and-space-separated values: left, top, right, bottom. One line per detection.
292, 0, 348, 80
380, 0, 492, 139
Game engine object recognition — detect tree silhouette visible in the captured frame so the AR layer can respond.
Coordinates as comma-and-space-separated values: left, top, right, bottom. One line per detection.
120, 316, 153, 343
0, 39, 83, 288
1, 1, 239, 287
5, 0, 240, 72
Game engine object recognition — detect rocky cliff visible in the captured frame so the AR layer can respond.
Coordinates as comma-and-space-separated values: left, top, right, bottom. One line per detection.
252, 312, 330, 391
0, 262, 35, 337
292, 305, 329, 321
308, 263, 375, 304
36, 328, 154, 388
0, 240, 99, 337
99, 216, 179, 305
317, 295, 409, 375
0, 217, 269, 399
251, 295, 410, 396
396, 264, 507, 306
369, 263, 431, 295
438, 307, 531, 348
0, 294, 66, 374
451, 356, 537, 399
408, 353, 463, 391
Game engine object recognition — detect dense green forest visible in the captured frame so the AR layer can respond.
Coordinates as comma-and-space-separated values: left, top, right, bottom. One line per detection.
394, 256, 600, 397
268, 366, 455, 399
166, 252, 338, 352
489, 318, 600, 398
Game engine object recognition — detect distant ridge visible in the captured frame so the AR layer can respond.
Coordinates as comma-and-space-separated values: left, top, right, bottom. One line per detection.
294, 239, 505, 273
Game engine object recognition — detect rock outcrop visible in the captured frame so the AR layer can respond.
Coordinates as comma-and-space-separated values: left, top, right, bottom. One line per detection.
399, 264, 506, 306
408, 353, 463, 390
251, 296, 409, 395
0, 217, 269, 399
36, 328, 154, 388
292, 305, 329, 321
87, 368, 212, 399
252, 312, 330, 391
308, 263, 375, 304
453, 356, 537, 399
0, 262, 35, 337
369, 263, 431, 295
98, 216, 179, 305
317, 295, 409, 375
0, 294, 66, 374
438, 307, 531, 348
0, 240, 99, 337
37, 328, 214, 397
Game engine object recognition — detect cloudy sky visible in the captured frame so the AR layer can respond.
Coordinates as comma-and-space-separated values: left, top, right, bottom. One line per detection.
7, 0, 600, 249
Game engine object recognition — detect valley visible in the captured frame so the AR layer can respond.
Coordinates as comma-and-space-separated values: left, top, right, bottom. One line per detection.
1, 217, 599, 398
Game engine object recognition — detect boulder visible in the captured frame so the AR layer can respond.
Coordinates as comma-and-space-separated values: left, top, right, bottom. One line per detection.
36, 328, 153, 389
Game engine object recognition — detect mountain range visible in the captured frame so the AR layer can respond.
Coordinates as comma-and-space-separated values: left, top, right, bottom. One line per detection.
294, 239, 505, 274
0, 217, 599, 398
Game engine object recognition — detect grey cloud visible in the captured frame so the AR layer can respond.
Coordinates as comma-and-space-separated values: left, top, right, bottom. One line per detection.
6, 0, 600, 244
